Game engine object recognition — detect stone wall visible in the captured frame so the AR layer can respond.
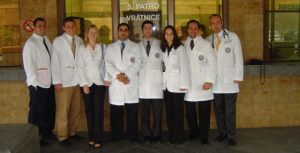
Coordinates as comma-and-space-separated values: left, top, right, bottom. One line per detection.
1, 74, 300, 131
229, 0, 264, 63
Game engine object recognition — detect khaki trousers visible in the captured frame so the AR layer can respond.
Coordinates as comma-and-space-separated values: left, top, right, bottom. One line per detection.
54, 86, 81, 141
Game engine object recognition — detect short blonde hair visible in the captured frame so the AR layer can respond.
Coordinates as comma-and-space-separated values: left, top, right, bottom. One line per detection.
84, 24, 100, 47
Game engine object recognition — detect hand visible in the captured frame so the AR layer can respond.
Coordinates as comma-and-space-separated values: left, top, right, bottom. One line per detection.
54, 84, 63, 92
234, 80, 242, 84
116, 73, 126, 82
83, 85, 90, 94
104, 80, 111, 87
202, 82, 212, 90
179, 88, 187, 91
123, 77, 130, 85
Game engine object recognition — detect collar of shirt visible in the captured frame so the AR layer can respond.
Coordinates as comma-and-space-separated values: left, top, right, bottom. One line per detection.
216, 30, 223, 40
87, 43, 100, 52
142, 37, 153, 48
187, 36, 200, 44
32, 33, 44, 41
64, 33, 75, 42
117, 39, 128, 46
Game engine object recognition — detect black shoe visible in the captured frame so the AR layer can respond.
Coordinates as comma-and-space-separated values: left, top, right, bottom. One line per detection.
228, 139, 236, 146
153, 136, 161, 143
111, 136, 122, 143
69, 134, 83, 141
188, 134, 198, 141
44, 133, 57, 140
216, 135, 227, 142
40, 139, 50, 147
130, 137, 138, 144
59, 139, 72, 146
144, 136, 152, 144
201, 139, 210, 145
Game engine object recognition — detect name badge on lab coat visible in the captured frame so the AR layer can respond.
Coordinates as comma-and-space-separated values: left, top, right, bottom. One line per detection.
130, 57, 135, 63
198, 55, 204, 61
155, 53, 160, 58
225, 47, 231, 53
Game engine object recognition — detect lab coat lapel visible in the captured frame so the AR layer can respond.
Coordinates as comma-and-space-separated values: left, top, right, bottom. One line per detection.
62, 34, 75, 61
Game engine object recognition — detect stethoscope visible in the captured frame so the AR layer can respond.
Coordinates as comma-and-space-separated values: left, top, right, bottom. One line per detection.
211, 29, 231, 49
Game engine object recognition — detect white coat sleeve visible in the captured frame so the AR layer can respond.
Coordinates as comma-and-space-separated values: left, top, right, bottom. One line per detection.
178, 46, 190, 89
233, 34, 244, 81
104, 45, 121, 79
51, 40, 62, 85
204, 45, 217, 83
76, 46, 89, 87
124, 45, 142, 80
23, 41, 38, 87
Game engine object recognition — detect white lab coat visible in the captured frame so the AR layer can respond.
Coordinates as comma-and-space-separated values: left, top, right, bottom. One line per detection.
23, 33, 52, 88
51, 33, 83, 87
76, 43, 107, 87
206, 29, 244, 93
105, 39, 142, 105
162, 45, 190, 93
138, 38, 163, 99
184, 36, 217, 101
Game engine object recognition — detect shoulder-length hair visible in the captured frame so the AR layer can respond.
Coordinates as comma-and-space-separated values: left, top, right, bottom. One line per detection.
84, 24, 100, 47
160, 25, 182, 52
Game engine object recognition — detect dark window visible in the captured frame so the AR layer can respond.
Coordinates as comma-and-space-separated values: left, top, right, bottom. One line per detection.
264, 0, 300, 62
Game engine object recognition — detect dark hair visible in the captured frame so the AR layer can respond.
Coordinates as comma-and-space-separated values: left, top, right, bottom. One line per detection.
209, 14, 222, 21
186, 20, 201, 29
33, 17, 46, 26
160, 25, 182, 52
63, 17, 75, 26
141, 20, 154, 29
118, 23, 130, 30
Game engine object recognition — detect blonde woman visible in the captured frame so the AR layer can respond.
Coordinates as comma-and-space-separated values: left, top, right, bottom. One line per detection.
77, 24, 109, 149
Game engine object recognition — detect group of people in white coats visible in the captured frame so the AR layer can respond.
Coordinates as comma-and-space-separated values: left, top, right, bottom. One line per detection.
23, 14, 243, 150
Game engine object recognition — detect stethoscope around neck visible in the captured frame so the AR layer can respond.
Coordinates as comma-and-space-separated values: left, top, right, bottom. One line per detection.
211, 29, 231, 49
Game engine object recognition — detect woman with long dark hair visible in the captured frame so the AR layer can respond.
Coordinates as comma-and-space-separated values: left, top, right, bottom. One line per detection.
161, 25, 190, 144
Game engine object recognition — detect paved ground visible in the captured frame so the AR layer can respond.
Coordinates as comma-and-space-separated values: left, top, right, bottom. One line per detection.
41, 127, 300, 153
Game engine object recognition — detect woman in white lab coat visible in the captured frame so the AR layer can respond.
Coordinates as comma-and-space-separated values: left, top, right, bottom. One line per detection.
161, 25, 190, 144
76, 24, 108, 149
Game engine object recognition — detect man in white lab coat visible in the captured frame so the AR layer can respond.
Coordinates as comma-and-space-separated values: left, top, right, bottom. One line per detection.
105, 23, 142, 143
23, 17, 55, 146
184, 20, 217, 145
51, 17, 83, 145
138, 20, 163, 143
207, 14, 244, 146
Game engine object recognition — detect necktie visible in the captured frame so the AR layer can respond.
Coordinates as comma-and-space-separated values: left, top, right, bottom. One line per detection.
146, 41, 151, 56
71, 37, 76, 58
121, 42, 125, 58
216, 34, 220, 49
43, 38, 50, 55
190, 40, 194, 50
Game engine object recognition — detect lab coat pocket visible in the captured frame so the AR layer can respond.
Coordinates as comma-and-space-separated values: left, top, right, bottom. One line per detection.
171, 69, 180, 73
36, 68, 50, 86
223, 68, 235, 84
61, 67, 74, 83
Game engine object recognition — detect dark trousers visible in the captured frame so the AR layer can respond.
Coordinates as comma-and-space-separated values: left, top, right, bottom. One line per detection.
140, 99, 162, 137
110, 103, 138, 141
28, 85, 55, 139
164, 89, 184, 143
80, 84, 106, 143
214, 93, 237, 140
185, 100, 211, 140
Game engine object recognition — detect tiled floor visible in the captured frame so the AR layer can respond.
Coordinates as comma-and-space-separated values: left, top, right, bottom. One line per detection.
41, 127, 300, 153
